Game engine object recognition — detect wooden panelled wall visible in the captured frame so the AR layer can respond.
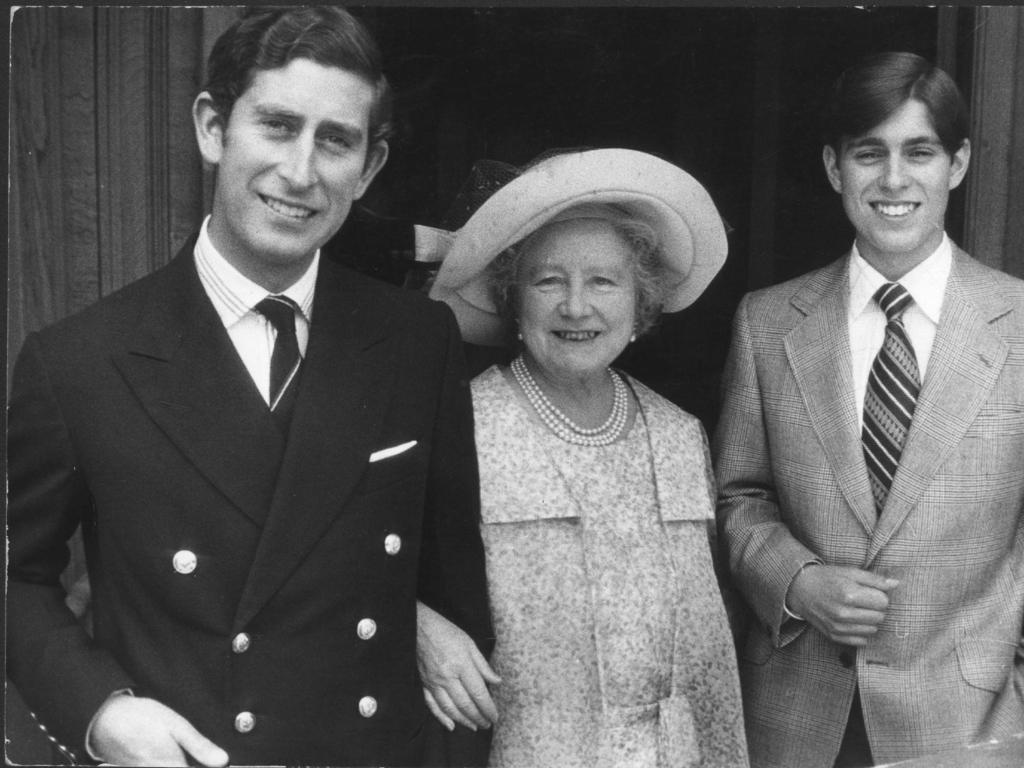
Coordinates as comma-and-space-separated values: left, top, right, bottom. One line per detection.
964, 5, 1024, 277
9, 7, 207, 389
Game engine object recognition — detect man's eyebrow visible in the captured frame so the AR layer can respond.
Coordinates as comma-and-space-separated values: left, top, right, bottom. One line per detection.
252, 104, 301, 120
845, 136, 886, 149
846, 134, 942, 149
317, 119, 365, 143
251, 104, 365, 142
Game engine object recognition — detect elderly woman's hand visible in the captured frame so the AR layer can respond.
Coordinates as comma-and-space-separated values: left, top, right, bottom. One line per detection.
416, 601, 500, 731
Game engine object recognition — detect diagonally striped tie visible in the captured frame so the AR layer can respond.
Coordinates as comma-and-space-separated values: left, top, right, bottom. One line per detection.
862, 283, 920, 514
255, 295, 301, 412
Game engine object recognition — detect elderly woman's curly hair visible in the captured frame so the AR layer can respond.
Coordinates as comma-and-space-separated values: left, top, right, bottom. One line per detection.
486, 207, 671, 350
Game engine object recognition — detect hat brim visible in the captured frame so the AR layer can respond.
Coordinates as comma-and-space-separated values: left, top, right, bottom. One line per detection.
429, 148, 727, 346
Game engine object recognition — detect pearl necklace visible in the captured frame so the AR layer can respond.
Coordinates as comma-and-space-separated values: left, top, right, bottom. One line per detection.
511, 356, 629, 447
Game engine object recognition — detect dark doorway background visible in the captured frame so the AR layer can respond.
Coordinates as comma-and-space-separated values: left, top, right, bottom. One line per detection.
333, 6, 948, 430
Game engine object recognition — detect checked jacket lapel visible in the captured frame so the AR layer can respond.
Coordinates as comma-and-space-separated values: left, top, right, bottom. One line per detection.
865, 250, 1011, 563
783, 258, 878, 535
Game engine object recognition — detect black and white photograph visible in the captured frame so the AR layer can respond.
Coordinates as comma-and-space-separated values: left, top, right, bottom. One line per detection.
6, 5, 1024, 767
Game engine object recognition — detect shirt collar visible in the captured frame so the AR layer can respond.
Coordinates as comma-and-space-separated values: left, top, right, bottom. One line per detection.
194, 215, 319, 328
847, 234, 952, 325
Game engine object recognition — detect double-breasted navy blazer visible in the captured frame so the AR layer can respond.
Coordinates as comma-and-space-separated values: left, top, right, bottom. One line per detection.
7, 240, 493, 765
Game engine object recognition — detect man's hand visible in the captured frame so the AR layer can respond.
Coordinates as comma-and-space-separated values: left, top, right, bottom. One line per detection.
90, 695, 229, 767
787, 565, 899, 646
417, 601, 500, 731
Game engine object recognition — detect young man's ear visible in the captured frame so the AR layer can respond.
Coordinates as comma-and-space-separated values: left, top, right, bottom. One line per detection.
822, 145, 843, 194
948, 139, 971, 191
193, 92, 227, 167
353, 140, 390, 200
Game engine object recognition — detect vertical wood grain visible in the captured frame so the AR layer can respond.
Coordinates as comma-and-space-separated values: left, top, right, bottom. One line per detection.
9, 7, 206, 387
964, 6, 1024, 277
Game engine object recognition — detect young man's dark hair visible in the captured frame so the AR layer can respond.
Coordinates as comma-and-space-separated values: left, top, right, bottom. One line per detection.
822, 51, 968, 156
203, 7, 393, 145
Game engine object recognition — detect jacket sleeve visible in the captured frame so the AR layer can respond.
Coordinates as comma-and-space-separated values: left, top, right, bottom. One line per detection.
415, 305, 494, 658
712, 295, 820, 648
7, 333, 137, 758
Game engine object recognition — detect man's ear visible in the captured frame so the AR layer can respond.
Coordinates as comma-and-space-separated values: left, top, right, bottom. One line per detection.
353, 140, 390, 200
948, 138, 971, 191
193, 92, 227, 167
823, 145, 843, 193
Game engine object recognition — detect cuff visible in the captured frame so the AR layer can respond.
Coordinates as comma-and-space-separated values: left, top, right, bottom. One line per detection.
783, 560, 822, 622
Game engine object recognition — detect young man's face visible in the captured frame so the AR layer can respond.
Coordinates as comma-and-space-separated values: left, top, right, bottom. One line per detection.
194, 58, 388, 291
823, 98, 970, 277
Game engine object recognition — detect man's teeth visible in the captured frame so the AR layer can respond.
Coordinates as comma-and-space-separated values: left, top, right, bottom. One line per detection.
263, 196, 314, 219
557, 331, 599, 341
874, 202, 916, 217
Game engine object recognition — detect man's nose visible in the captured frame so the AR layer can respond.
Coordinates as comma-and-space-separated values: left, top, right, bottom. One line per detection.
880, 157, 909, 191
279, 139, 317, 188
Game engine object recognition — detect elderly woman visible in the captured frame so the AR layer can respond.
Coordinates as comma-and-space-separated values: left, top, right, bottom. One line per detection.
419, 149, 748, 768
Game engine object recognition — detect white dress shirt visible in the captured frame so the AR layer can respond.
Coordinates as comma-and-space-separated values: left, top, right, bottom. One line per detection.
847, 234, 952, 425
194, 216, 318, 404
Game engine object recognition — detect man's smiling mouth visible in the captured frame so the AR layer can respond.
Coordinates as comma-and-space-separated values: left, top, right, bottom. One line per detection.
261, 195, 316, 219
871, 202, 918, 218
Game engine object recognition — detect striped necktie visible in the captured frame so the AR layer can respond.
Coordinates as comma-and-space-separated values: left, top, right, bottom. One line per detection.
862, 283, 920, 514
255, 295, 301, 412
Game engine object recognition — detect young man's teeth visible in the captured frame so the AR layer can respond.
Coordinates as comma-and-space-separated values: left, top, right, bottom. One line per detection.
875, 202, 915, 217
558, 331, 598, 341
264, 196, 314, 218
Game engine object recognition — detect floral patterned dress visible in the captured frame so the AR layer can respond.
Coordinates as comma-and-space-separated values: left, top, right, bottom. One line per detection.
472, 366, 748, 768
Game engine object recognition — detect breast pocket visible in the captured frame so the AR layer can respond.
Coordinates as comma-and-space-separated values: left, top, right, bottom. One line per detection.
358, 441, 426, 496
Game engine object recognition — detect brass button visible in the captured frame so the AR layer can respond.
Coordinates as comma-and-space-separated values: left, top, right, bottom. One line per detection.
358, 696, 378, 718
232, 632, 251, 654
384, 534, 402, 555
172, 550, 197, 575
357, 618, 377, 640
234, 711, 255, 733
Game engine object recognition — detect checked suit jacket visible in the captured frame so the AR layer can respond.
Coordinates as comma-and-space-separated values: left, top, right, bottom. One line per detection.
713, 247, 1024, 767
6, 239, 493, 766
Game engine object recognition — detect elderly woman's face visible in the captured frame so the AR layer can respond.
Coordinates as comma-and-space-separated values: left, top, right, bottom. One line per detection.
516, 218, 637, 383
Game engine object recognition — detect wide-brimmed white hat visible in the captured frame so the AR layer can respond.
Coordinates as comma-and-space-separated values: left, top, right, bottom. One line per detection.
427, 148, 727, 346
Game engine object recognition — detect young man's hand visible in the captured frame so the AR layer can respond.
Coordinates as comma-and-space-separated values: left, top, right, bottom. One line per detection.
788, 564, 899, 646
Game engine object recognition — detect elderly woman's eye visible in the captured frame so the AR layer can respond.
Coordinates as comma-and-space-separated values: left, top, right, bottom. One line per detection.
534, 275, 562, 287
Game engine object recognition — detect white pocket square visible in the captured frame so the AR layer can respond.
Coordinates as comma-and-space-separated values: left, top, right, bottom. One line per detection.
369, 440, 418, 463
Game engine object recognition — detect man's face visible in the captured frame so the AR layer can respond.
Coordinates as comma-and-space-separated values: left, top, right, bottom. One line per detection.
194, 58, 388, 291
823, 98, 969, 277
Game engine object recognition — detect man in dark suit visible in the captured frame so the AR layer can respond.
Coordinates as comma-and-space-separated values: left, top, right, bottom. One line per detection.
7, 7, 491, 766
714, 52, 1024, 767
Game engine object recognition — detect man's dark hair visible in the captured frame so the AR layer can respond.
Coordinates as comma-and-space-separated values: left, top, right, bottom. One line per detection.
822, 51, 968, 157
203, 6, 393, 145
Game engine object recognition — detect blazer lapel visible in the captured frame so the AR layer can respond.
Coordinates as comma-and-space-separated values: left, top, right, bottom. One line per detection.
783, 258, 877, 534
233, 265, 395, 630
112, 247, 285, 527
866, 250, 1011, 561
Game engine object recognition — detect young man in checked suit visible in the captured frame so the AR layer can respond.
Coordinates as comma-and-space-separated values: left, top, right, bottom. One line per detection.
714, 52, 1024, 767
7, 8, 491, 766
